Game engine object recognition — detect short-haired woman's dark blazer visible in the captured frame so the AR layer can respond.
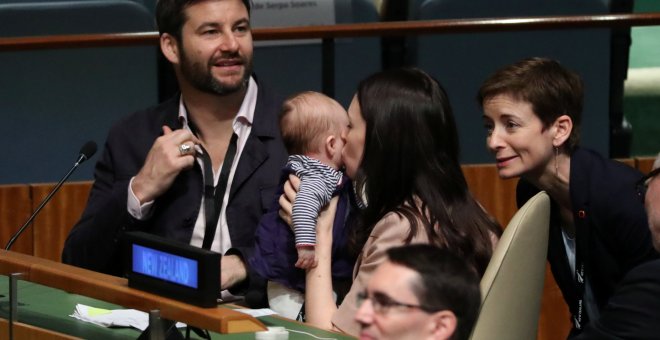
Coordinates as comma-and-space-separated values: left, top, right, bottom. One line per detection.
516, 147, 659, 335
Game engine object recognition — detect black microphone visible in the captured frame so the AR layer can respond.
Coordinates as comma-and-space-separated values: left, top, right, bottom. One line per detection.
4, 141, 97, 251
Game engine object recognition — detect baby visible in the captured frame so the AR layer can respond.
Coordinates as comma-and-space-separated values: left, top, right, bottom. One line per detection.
280, 91, 348, 269
249, 91, 354, 319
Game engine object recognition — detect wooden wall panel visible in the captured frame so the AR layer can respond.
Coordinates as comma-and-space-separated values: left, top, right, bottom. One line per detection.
616, 158, 636, 168
462, 164, 519, 227
31, 181, 92, 262
537, 265, 572, 340
0, 184, 32, 255
636, 156, 656, 174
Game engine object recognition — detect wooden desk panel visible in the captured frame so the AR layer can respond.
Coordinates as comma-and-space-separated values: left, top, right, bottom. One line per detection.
0, 271, 351, 339
1, 250, 266, 334
0, 320, 78, 340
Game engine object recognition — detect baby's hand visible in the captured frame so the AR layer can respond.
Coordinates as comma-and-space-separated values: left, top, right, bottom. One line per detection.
295, 246, 317, 269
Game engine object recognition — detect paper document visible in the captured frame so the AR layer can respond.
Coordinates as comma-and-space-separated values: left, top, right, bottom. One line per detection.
234, 308, 278, 318
70, 304, 185, 331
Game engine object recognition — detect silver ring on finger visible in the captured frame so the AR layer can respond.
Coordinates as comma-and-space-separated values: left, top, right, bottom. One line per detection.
179, 143, 192, 156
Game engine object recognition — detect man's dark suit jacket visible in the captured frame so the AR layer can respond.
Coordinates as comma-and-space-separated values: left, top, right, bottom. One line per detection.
62, 82, 287, 306
575, 259, 660, 339
517, 147, 658, 336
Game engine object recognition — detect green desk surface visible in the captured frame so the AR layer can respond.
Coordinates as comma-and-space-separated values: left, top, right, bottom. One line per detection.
0, 278, 354, 339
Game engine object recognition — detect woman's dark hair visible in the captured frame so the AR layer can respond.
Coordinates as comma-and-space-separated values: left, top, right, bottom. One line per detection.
387, 244, 481, 340
351, 68, 501, 276
156, 0, 251, 41
477, 57, 583, 152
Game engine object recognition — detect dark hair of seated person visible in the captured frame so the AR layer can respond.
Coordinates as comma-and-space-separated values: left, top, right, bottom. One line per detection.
387, 244, 481, 340
350, 68, 502, 276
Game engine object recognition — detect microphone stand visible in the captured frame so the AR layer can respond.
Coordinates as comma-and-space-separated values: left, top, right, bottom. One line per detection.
4, 153, 89, 251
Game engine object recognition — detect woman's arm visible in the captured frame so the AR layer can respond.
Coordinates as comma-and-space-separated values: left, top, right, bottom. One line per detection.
278, 174, 340, 329
304, 197, 339, 329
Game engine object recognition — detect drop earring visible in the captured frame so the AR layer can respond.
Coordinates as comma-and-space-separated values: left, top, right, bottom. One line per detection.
554, 146, 559, 176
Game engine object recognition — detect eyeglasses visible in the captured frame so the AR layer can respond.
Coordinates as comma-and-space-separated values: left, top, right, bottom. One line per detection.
636, 167, 660, 199
356, 290, 437, 314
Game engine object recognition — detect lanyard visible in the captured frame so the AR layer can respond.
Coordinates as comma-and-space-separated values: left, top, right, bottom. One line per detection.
198, 133, 238, 250
186, 114, 239, 250
573, 209, 588, 330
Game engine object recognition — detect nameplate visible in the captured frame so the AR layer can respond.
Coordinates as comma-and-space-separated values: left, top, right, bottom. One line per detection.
124, 232, 220, 308
252, 0, 337, 46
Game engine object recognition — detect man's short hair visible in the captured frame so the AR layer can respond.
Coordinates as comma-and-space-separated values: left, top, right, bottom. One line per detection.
387, 244, 481, 340
156, 0, 251, 40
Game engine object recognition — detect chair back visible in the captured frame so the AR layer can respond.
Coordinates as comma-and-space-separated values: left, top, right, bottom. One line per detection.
470, 191, 551, 340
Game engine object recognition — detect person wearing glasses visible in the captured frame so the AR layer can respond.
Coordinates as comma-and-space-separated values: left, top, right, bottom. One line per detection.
574, 155, 660, 339
479, 57, 658, 337
354, 244, 481, 340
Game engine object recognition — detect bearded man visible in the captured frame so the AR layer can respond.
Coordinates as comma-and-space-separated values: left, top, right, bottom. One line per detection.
63, 0, 287, 307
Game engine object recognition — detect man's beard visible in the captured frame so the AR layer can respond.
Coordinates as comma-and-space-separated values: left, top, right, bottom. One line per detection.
179, 47, 252, 96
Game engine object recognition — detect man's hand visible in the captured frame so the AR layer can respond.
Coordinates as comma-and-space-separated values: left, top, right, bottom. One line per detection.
132, 126, 199, 203
221, 255, 248, 290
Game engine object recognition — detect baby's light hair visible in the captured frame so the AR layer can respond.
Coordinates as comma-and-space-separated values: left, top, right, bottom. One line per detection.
279, 91, 345, 155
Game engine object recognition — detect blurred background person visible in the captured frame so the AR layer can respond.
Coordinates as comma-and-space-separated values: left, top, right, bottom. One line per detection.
354, 244, 481, 340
